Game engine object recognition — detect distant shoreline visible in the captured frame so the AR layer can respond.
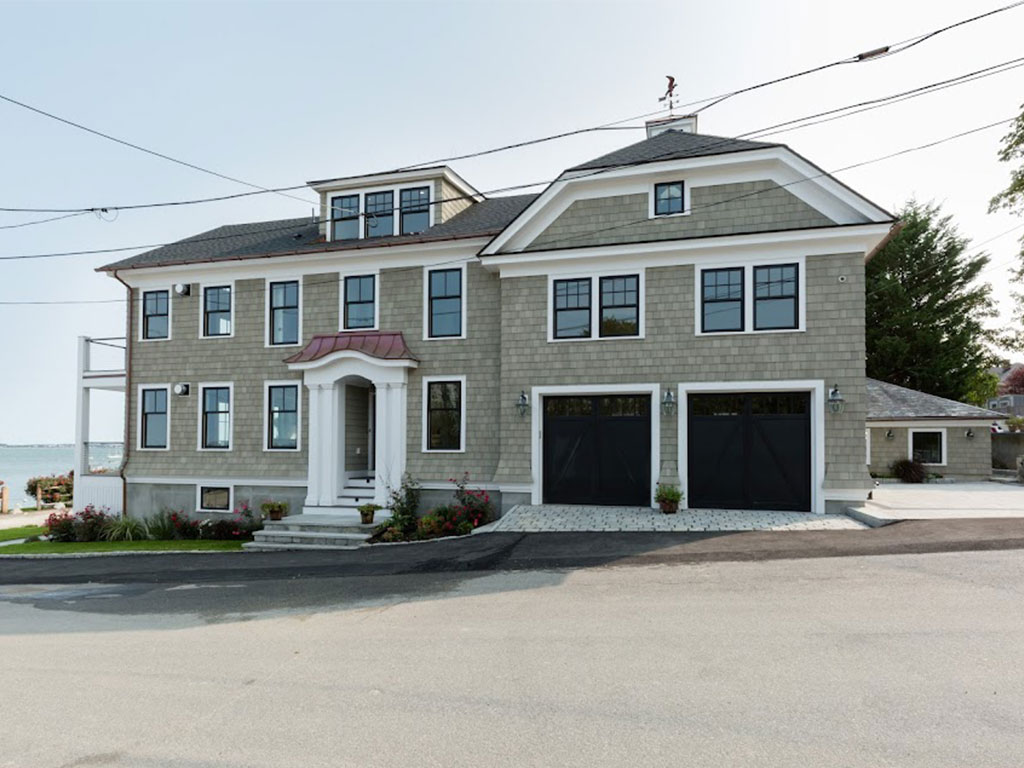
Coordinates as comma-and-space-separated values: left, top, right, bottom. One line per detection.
0, 443, 121, 449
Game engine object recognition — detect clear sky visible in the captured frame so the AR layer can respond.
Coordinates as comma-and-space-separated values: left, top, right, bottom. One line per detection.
1, 0, 1022, 444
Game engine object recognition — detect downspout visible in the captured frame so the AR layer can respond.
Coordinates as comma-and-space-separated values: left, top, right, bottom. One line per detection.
112, 270, 132, 518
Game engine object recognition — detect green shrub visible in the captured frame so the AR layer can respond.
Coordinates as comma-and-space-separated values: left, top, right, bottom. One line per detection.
373, 474, 420, 539
145, 511, 177, 540
26, 472, 74, 503
73, 505, 110, 542
102, 515, 147, 542
44, 511, 76, 542
890, 458, 927, 483
655, 484, 683, 504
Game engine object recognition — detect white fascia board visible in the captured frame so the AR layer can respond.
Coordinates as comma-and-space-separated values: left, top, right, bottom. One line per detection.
868, 419, 998, 428
483, 223, 893, 278
482, 147, 892, 256
114, 239, 488, 290
309, 167, 483, 202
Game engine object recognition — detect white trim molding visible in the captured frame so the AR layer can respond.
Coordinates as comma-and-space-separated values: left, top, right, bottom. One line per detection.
263, 380, 303, 453
264, 276, 303, 348
422, 375, 467, 453
138, 287, 172, 342
693, 256, 806, 337
677, 379, 827, 515
196, 382, 234, 452
547, 269, 646, 343
126, 476, 307, 487
339, 269, 381, 332
530, 383, 661, 508
908, 427, 948, 466
136, 383, 171, 452
198, 281, 235, 339
196, 484, 234, 514
423, 262, 468, 341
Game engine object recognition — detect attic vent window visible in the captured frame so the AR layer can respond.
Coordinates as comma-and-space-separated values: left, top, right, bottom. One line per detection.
654, 181, 686, 216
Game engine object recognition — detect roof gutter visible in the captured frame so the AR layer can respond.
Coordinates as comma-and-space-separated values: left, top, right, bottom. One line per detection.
864, 219, 904, 262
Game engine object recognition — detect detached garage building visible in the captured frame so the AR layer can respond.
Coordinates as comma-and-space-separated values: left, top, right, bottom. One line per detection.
867, 378, 1005, 480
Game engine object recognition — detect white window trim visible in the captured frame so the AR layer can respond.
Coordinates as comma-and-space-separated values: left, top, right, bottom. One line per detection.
263, 380, 303, 452
908, 427, 947, 466
198, 281, 235, 339
138, 288, 172, 342
327, 182, 435, 243
136, 383, 171, 452
866, 427, 871, 465
529, 383, 661, 508
264, 277, 303, 348
197, 382, 234, 451
648, 179, 691, 219
423, 262, 468, 341
422, 375, 467, 453
693, 256, 806, 337
196, 484, 234, 514
547, 269, 646, 343
339, 269, 381, 332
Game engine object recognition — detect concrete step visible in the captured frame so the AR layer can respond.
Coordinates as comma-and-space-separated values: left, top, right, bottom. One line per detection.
338, 487, 376, 500
253, 529, 370, 547
265, 519, 376, 535
243, 541, 365, 552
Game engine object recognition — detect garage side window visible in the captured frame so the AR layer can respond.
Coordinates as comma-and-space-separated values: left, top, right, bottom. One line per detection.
553, 278, 591, 339
911, 430, 944, 465
701, 268, 744, 332
425, 380, 463, 451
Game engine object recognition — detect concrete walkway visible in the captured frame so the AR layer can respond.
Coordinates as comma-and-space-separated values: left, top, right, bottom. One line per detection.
486, 504, 865, 532
0, 510, 48, 530
862, 482, 1024, 523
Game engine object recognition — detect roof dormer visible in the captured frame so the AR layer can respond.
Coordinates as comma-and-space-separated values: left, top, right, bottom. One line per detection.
306, 166, 483, 243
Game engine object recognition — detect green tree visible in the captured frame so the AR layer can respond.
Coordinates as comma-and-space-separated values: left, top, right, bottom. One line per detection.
990, 104, 1024, 349
964, 370, 999, 406
866, 201, 1000, 402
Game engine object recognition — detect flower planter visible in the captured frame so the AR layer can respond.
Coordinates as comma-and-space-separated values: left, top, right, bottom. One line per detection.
268, 510, 284, 522
659, 501, 678, 514
360, 510, 375, 525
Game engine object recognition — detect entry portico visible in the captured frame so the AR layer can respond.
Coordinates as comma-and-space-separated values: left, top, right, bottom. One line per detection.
285, 332, 418, 510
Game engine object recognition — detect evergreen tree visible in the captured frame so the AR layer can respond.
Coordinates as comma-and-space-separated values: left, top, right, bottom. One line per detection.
866, 201, 1000, 402
990, 104, 1024, 349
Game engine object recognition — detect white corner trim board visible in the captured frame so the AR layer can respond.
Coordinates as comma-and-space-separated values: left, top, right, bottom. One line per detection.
677, 380, 827, 515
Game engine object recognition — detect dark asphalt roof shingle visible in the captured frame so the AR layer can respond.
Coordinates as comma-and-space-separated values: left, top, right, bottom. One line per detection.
867, 378, 1006, 421
568, 129, 781, 172
99, 194, 539, 271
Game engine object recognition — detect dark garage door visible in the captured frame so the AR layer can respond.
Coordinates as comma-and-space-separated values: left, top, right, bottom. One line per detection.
688, 392, 811, 512
543, 395, 651, 506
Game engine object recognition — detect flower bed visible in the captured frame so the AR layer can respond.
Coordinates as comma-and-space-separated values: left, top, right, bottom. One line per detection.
44, 503, 264, 544
371, 474, 494, 543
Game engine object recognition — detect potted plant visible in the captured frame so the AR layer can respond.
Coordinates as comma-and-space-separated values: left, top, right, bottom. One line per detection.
654, 484, 683, 514
357, 503, 383, 525
261, 501, 289, 521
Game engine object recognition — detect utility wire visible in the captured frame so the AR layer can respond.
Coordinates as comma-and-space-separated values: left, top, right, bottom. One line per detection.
0, 211, 90, 230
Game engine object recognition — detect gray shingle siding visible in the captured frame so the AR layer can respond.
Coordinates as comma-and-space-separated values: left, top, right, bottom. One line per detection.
868, 426, 992, 479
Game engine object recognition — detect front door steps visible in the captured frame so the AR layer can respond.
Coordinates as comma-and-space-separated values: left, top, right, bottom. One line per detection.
243, 476, 381, 551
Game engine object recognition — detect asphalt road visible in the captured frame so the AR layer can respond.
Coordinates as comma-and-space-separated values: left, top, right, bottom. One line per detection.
1, 549, 1023, 767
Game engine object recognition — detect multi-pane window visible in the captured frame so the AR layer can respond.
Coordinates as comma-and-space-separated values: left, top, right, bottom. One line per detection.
201, 386, 231, 449
203, 286, 232, 337
199, 486, 230, 512
599, 275, 639, 337
267, 385, 299, 450
331, 194, 359, 240
344, 275, 376, 329
141, 388, 168, 449
753, 264, 799, 330
142, 290, 169, 340
701, 268, 744, 332
426, 380, 462, 451
654, 181, 685, 216
269, 280, 299, 345
400, 187, 430, 235
364, 191, 394, 238
428, 268, 462, 338
553, 278, 592, 339
912, 431, 944, 465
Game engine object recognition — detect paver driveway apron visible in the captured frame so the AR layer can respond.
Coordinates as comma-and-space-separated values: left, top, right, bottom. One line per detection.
486, 505, 865, 532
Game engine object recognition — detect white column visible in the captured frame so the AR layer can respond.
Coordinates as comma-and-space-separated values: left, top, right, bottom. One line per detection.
73, 337, 90, 482
334, 383, 347, 499
373, 383, 391, 506
317, 382, 339, 506
304, 383, 323, 506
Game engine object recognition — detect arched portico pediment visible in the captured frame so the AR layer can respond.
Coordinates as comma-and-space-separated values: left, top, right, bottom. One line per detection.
285, 332, 418, 386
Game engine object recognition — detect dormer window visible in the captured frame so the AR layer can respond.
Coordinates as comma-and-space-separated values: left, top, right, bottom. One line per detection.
364, 191, 394, 238
400, 187, 430, 235
331, 194, 359, 241
654, 181, 686, 216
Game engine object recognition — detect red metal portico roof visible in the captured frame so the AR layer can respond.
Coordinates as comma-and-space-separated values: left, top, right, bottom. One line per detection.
283, 332, 418, 364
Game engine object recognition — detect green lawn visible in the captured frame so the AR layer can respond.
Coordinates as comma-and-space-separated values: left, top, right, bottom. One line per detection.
0, 525, 45, 542
0, 539, 245, 554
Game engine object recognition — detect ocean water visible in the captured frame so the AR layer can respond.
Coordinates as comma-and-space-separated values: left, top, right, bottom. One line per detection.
0, 445, 121, 506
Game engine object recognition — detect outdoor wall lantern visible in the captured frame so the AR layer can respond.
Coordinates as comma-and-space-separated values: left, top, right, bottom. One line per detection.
515, 390, 530, 418
827, 384, 845, 414
172, 383, 190, 397
173, 283, 191, 297
965, 428, 975, 440
885, 429, 895, 440
661, 390, 677, 416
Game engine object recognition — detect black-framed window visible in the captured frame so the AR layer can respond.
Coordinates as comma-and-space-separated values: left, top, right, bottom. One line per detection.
331, 194, 359, 240
344, 275, 376, 329
269, 280, 299, 345
201, 386, 231, 449
701, 268, 744, 333
142, 290, 169, 340
912, 431, 944, 464
654, 181, 685, 216
400, 187, 430, 235
428, 268, 462, 338
599, 275, 639, 337
753, 264, 799, 330
203, 286, 232, 337
364, 191, 394, 238
426, 380, 462, 451
141, 388, 168, 449
268, 384, 299, 450
553, 278, 592, 339
199, 486, 230, 511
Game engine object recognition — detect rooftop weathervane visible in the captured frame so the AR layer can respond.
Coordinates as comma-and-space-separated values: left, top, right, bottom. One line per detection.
658, 75, 678, 115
